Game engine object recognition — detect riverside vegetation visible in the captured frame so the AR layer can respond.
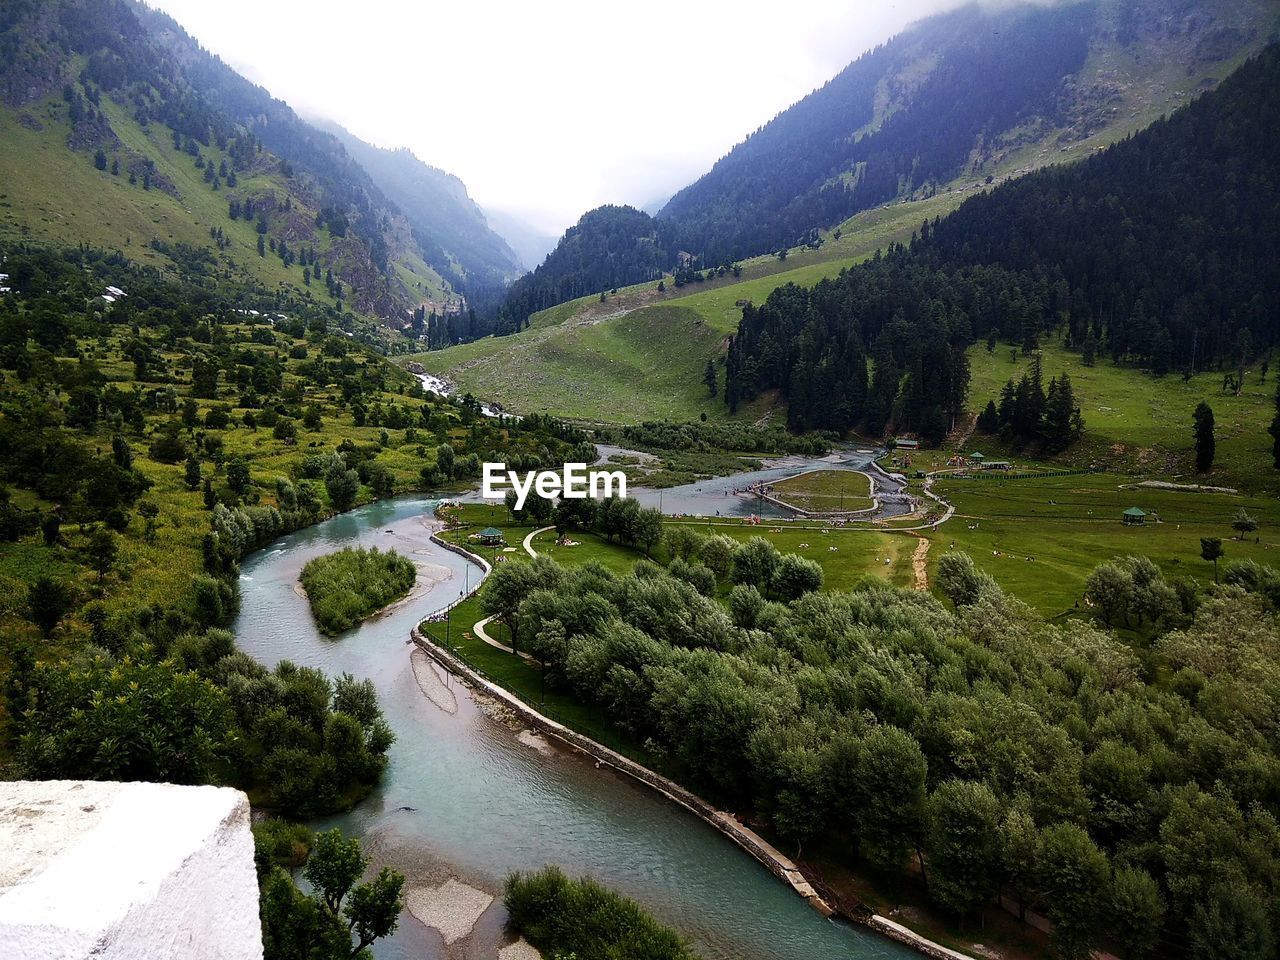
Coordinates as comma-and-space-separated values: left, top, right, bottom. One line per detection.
300, 546, 417, 635
504, 866, 698, 960
472, 516, 1280, 960
0, 240, 594, 954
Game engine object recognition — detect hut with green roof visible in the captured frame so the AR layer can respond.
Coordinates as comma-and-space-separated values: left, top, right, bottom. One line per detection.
1122, 507, 1147, 526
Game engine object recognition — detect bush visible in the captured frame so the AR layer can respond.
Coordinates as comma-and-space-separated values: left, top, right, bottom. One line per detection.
300, 547, 416, 635
504, 866, 697, 960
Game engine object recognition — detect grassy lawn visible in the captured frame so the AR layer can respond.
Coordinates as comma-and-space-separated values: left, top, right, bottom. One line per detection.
925, 471, 1280, 617
968, 339, 1280, 491
769, 470, 875, 514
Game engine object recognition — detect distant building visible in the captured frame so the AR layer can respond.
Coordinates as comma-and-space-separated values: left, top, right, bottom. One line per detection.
895, 438, 920, 450
1122, 507, 1147, 526
476, 527, 505, 545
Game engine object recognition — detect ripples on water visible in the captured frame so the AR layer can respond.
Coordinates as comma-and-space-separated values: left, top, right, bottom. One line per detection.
234, 495, 917, 960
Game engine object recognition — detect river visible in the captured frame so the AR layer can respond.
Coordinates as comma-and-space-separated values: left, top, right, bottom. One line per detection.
234, 494, 918, 960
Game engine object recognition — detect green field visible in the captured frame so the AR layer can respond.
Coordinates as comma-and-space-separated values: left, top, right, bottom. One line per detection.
768, 469, 875, 514
924, 470, 1280, 617
966, 339, 1280, 491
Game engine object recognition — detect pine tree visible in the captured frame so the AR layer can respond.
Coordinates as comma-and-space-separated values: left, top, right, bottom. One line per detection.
1193, 401, 1215, 472
1268, 381, 1280, 469
703, 358, 718, 398
1081, 329, 1097, 367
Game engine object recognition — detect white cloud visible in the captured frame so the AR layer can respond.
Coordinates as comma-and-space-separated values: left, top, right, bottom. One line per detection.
142, 0, 970, 234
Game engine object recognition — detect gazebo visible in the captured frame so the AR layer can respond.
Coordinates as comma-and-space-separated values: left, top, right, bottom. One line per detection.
476, 526, 506, 545
969, 451, 985, 462
1122, 507, 1147, 526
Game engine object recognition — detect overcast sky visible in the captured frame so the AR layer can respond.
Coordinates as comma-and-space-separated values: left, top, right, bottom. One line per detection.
143, 1, 969, 236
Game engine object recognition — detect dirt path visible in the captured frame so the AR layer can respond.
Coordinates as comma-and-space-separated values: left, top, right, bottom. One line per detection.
911, 535, 930, 590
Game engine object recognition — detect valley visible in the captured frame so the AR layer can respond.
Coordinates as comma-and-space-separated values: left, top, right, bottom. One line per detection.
1, 3, 1279, 960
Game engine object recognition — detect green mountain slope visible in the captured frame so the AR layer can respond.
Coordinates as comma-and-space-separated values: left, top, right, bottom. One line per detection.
659, 0, 1278, 262
469, 0, 1275, 386
0, 0, 497, 320
322, 122, 522, 293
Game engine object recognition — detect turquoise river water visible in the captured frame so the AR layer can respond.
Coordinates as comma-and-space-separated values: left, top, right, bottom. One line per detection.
233, 494, 917, 960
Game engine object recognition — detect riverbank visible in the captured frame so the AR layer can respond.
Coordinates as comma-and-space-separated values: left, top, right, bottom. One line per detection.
409, 528, 981, 960
411, 622, 990, 960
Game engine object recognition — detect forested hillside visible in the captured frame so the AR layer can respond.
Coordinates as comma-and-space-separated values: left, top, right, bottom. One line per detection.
0, 0, 500, 322
498, 205, 676, 332
725, 43, 1280, 440
324, 123, 522, 310
659, 0, 1276, 264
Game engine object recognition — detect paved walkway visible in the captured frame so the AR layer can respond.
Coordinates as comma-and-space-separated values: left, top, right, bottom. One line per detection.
471, 526, 554, 661
523, 525, 555, 557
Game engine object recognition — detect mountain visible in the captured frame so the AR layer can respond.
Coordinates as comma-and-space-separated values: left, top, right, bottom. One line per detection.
483, 207, 558, 272
659, 0, 1279, 264
321, 122, 522, 292
724, 42, 1280, 437
498, 205, 675, 332
490, 0, 1274, 339
0, 0, 492, 321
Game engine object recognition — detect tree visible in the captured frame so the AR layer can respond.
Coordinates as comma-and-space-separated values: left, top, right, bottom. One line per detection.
227, 458, 251, 495
184, 455, 203, 490
1193, 401, 1215, 472
324, 455, 360, 513
1231, 507, 1258, 540
731, 536, 779, 590
937, 552, 998, 607
481, 560, 546, 653
27, 577, 73, 637
925, 779, 1002, 919
703, 358, 718, 397
435, 443, 455, 480
87, 528, 118, 581
632, 506, 664, 557
93, 148, 107, 171
260, 829, 404, 960
850, 726, 927, 873
1036, 822, 1110, 960
1269, 380, 1280, 469
1189, 881, 1274, 960
1110, 866, 1165, 960
771, 553, 823, 601
1200, 537, 1223, 583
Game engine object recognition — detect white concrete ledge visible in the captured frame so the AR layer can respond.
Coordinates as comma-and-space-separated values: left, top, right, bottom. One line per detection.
0, 780, 263, 960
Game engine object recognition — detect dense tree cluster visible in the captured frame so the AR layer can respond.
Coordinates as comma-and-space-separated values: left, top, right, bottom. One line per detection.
604, 419, 830, 457
724, 265, 982, 438
299, 546, 417, 635
923, 44, 1280, 374
257, 827, 404, 960
494, 538, 1280, 956
505, 866, 697, 960
976, 355, 1084, 451
725, 45, 1279, 439
499, 205, 675, 332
